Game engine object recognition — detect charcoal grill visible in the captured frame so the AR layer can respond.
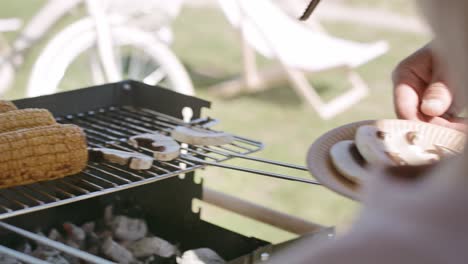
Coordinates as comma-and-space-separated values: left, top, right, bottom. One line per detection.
0, 81, 331, 263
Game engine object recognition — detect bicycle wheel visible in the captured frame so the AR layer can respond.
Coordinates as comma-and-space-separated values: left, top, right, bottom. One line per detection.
28, 17, 194, 97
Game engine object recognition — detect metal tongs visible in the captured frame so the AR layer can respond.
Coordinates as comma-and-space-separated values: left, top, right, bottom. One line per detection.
84, 109, 321, 186
177, 116, 321, 185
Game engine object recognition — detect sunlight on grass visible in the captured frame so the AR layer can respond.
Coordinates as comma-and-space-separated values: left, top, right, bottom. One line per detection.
342, 0, 419, 16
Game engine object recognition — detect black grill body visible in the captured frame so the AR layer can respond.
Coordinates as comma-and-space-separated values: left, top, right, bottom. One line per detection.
1, 80, 268, 261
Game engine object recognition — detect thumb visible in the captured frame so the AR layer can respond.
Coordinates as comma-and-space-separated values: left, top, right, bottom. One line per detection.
420, 81, 452, 116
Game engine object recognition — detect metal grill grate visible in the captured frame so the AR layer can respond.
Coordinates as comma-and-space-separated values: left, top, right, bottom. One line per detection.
0, 106, 263, 220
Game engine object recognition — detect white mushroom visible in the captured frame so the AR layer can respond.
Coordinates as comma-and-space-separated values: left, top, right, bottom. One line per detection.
128, 133, 180, 161
177, 248, 225, 264
355, 126, 439, 166
128, 236, 177, 258
329, 140, 367, 183
171, 126, 234, 146
111, 215, 148, 242
89, 148, 153, 170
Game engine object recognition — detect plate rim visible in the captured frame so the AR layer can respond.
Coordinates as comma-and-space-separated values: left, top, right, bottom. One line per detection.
306, 119, 466, 201
307, 120, 373, 200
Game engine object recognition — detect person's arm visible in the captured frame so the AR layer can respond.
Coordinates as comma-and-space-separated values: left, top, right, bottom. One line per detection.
271, 159, 468, 264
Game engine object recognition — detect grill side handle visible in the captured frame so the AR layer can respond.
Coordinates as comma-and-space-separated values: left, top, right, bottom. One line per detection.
202, 187, 325, 235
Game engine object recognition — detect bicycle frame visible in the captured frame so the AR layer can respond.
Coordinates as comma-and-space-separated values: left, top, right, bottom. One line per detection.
0, 0, 82, 95
0, 0, 192, 97
9, 0, 82, 63
7, 0, 120, 83
85, 0, 121, 82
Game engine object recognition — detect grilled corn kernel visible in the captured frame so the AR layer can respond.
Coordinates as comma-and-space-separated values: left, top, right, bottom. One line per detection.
0, 100, 17, 113
0, 109, 56, 134
0, 124, 88, 188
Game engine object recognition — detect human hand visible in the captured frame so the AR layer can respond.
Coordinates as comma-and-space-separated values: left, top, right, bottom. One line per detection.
392, 43, 466, 131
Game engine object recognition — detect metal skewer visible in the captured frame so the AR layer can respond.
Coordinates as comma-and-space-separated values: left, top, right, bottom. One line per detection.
196, 146, 308, 171
77, 109, 316, 185
181, 155, 320, 185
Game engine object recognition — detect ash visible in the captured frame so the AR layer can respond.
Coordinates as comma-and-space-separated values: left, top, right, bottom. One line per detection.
3, 205, 225, 264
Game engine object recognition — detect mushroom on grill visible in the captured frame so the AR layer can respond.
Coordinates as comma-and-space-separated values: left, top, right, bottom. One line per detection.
89, 148, 153, 170
171, 126, 234, 146
128, 133, 180, 161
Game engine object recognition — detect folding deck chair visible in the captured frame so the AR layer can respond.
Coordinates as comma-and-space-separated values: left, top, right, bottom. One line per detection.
214, 0, 389, 119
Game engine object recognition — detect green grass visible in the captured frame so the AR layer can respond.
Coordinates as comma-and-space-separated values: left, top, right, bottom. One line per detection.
1, 0, 86, 99
0, 1, 430, 243
342, 0, 419, 15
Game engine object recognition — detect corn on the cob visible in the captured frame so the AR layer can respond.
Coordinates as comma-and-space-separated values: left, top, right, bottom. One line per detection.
0, 100, 17, 113
0, 109, 56, 134
0, 124, 88, 188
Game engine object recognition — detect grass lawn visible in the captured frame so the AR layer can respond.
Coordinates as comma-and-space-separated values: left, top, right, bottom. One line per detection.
342, 0, 419, 15
1, 1, 429, 243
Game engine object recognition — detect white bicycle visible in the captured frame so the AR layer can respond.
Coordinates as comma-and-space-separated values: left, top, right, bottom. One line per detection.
0, 0, 194, 98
